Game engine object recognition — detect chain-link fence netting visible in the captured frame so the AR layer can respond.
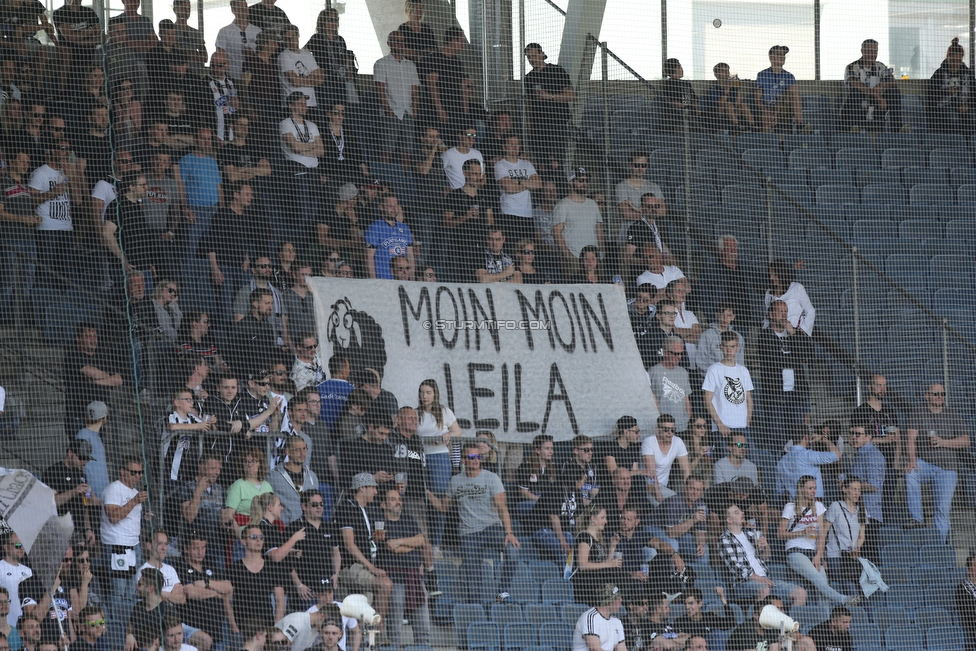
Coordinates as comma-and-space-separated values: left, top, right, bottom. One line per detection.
0, 0, 975, 650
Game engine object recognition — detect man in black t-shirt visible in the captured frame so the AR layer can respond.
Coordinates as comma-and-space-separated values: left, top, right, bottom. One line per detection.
473, 227, 521, 283
126, 569, 176, 650
523, 43, 574, 167
64, 323, 123, 425
390, 406, 430, 534
807, 607, 853, 651
419, 26, 470, 131
336, 473, 393, 643
285, 489, 339, 603
530, 468, 585, 562
596, 415, 644, 488
41, 439, 97, 540
337, 411, 397, 489
559, 434, 600, 505
850, 374, 901, 523
172, 533, 231, 644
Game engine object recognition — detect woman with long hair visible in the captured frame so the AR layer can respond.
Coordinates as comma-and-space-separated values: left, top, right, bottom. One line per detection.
764, 258, 815, 336
570, 505, 621, 605
573, 244, 609, 284
825, 476, 866, 598
475, 430, 499, 474
305, 8, 357, 107
927, 38, 974, 133
514, 238, 549, 284
416, 378, 462, 550
248, 492, 306, 563
67, 543, 101, 612
514, 434, 556, 515
778, 475, 859, 605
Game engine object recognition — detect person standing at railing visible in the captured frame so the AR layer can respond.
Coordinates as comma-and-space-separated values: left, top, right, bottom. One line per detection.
524, 43, 575, 169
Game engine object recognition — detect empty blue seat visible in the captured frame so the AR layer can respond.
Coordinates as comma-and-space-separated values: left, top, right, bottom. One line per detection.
874, 606, 909, 632
816, 183, 859, 205
788, 148, 831, 170
809, 168, 850, 186
742, 148, 785, 170
503, 622, 538, 651
919, 543, 957, 567
851, 624, 882, 650
650, 148, 684, 168
765, 168, 808, 187
541, 579, 573, 604
927, 625, 965, 651
861, 183, 907, 204
783, 133, 826, 150
947, 218, 976, 242
957, 184, 976, 203
561, 603, 589, 625
468, 622, 501, 651
539, 623, 573, 651
884, 583, 918, 608
491, 603, 525, 626
910, 183, 954, 204
883, 148, 925, 169
931, 255, 975, 289
697, 148, 737, 169
898, 218, 942, 239
857, 168, 896, 186
950, 167, 976, 187
923, 132, 969, 150
736, 133, 780, 152
903, 166, 945, 187
828, 131, 876, 151
852, 219, 890, 242
524, 603, 558, 627
509, 578, 540, 603
915, 606, 953, 631
880, 544, 918, 567
929, 147, 973, 169
835, 147, 880, 168
935, 289, 972, 314
885, 254, 929, 290
454, 604, 487, 648
778, 184, 815, 206
885, 625, 923, 651
722, 184, 764, 205
528, 561, 560, 584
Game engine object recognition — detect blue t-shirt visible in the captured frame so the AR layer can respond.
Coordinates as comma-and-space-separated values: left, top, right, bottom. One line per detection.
179, 153, 222, 207
755, 67, 796, 107
317, 378, 353, 427
365, 218, 413, 279
76, 427, 110, 499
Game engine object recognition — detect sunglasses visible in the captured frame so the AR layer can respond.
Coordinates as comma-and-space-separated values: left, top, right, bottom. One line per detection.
253, 380, 270, 386
10, 543, 22, 549
632, 162, 648, 168
930, 391, 946, 397
733, 442, 747, 448
125, 468, 144, 475
164, 287, 178, 294
522, 249, 535, 255
248, 534, 265, 540
463, 132, 477, 137
273, 370, 288, 376
86, 619, 107, 627
466, 453, 482, 460
308, 502, 324, 507
254, 263, 271, 269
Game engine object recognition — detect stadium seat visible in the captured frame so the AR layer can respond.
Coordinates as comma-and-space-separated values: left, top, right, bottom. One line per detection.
898, 218, 942, 239
467, 622, 501, 651
852, 219, 891, 243
910, 183, 954, 204
808, 168, 850, 186
881, 545, 918, 567
857, 168, 896, 186
783, 133, 826, 151
884, 583, 918, 608
816, 184, 859, 205
947, 218, 976, 242
878, 133, 921, 150
861, 183, 908, 204
503, 622, 538, 651
561, 603, 589, 625
454, 604, 487, 648
927, 625, 966, 651
957, 184, 976, 203
931, 255, 974, 289
835, 147, 880, 169
765, 168, 809, 187
874, 606, 910, 632
827, 131, 876, 152
742, 148, 786, 170
882, 148, 925, 169
528, 561, 560, 584
788, 148, 832, 170
915, 606, 953, 631
789, 605, 829, 634
922, 133, 969, 150
650, 148, 684, 168
541, 579, 574, 604
509, 578, 541, 604
906, 527, 946, 548
490, 603, 524, 626
885, 625, 923, 651
918, 543, 957, 567
929, 147, 973, 169
524, 603, 558, 627
850, 624, 882, 650
697, 148, 737, 169
539, 623, 573, 651
736, 133, 780, 152
721, 184, 764, 205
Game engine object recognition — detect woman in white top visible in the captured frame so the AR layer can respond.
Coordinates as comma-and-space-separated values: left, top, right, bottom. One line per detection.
763, 259, 816, 336
416, 378, 462, 548
825, 477, 866, 594
666, 278, 701, 362
640, 414, 690, 504
777, 475, 858, 605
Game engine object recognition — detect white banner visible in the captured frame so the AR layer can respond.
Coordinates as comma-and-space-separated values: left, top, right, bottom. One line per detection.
308, 279, 658, 443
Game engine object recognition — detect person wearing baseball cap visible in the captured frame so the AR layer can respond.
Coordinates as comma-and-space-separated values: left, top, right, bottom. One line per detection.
553, 166, 604, 278
334, 472, 392, 645
41, 439, 98, 543
523, 42, 574, 166
306, 578, 362, 651
755, 44, 809, 133
76, 401, 110, 501
570, 584, 626, 651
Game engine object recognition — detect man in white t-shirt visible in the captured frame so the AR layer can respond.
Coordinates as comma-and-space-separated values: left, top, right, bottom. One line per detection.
278, 24, 323, 108
214, 0, 261, 80
494, 134, 542, 244
101, 456, 149, 649
135, 530, 185, 606
635, 245, 685, 294
276, 608, 331, 651
702, 331, 754, 442
29, 137, 74, 287
373, 30, 420, 167
442, 124, 484, 190
640, 414, 690, 505
571, 584, 627, 651
0, 532, 33, 626
280, 92, 323, 170
552, 167, 603, 270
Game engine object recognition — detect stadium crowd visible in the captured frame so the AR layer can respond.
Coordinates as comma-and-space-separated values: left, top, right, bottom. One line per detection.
0, 0, 974, 650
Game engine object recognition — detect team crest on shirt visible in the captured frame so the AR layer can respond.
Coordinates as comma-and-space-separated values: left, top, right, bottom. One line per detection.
724, 377, 745, 405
